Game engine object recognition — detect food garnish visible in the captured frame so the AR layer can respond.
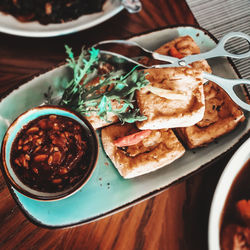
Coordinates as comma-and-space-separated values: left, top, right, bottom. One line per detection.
114, 129, 151, 147
45, 45, 149, 124
169, 47, 184, 59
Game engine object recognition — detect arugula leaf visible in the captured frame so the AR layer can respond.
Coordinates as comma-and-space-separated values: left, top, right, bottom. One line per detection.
56, 45, 149, 124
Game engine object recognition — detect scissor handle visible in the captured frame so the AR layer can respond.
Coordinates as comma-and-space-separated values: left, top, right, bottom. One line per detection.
184, 32, 250, 65
203, 72, 250, 111
215, 32, 250, 59
92, 33, 250, 69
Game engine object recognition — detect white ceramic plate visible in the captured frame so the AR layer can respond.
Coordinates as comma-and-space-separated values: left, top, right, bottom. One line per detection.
0, 0, 123, 37
208, 137, 250, 250
0, 26, 249, 228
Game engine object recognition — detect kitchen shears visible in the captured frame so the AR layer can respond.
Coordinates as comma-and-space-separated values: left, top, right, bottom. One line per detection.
93, 32, 250, 111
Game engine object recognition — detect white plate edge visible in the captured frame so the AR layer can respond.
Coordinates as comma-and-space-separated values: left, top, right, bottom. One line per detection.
208, 137, 250, 250
0, 1, 123, 37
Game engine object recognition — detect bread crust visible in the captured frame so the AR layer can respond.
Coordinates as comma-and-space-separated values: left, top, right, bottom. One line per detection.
85, 100, 121, 129
136, 67, 206, 129
175, 81, 245, 148
156, 36, 211, 73
136, 36, 212, 130
83, 77, 126, 129
101, 123, 185, 178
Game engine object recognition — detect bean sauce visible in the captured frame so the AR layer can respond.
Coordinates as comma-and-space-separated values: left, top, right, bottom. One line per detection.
11, 114, 90, 193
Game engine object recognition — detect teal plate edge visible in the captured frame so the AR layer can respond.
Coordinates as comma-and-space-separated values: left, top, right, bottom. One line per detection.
1, 25, 249, 229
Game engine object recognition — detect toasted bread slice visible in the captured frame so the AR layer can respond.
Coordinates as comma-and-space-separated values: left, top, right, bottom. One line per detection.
82, 74, 126, 129
85, 100, 123, 129
175, 81, 245, 148
156, 36, 212, 73
136, 67, 206, 129
86, 115, 118, 130
101, 123, 185, 178
136, 36, 212, 130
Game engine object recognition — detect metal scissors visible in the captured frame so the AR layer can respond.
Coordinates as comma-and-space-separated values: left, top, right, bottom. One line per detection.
93, 32, 250, 111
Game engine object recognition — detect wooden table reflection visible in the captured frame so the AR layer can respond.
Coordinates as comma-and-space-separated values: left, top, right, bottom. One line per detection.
0, 0, 248, 249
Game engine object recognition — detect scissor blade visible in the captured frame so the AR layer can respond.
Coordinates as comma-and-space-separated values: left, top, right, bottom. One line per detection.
202, 72, 250, 111
177, 54, 206, 66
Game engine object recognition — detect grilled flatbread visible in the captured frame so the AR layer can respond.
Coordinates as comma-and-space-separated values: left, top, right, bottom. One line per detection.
101, 123, 185, 178
136, 36, 212, 130
175, 81, 245, 148
85, 100, 123, 129
82, 73, 126, 129
156, 35, 212, 73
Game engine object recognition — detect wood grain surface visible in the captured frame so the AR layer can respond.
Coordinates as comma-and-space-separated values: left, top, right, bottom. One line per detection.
0, 0, 247, 249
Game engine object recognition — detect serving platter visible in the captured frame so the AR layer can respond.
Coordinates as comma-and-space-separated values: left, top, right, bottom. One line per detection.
0, 0, 123, 37
0, 26, 249, 228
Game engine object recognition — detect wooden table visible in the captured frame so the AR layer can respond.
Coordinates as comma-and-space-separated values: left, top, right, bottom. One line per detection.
0, 0, 248, 249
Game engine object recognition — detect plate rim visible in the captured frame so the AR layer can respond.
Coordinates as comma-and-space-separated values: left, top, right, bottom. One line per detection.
1, 24, 250, 229
208, 137, 250, 250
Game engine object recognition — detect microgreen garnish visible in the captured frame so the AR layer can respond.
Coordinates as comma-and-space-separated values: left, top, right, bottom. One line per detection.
47, 45, 149, 124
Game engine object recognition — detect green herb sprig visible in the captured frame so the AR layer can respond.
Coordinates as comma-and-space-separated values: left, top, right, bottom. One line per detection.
55, 45, 149, 124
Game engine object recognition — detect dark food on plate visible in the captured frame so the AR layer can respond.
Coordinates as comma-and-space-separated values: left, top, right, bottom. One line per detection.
220, 159, 250, 250
11, 114, 90, 192
0, 0, 106, 24
101, 123, 185, 178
